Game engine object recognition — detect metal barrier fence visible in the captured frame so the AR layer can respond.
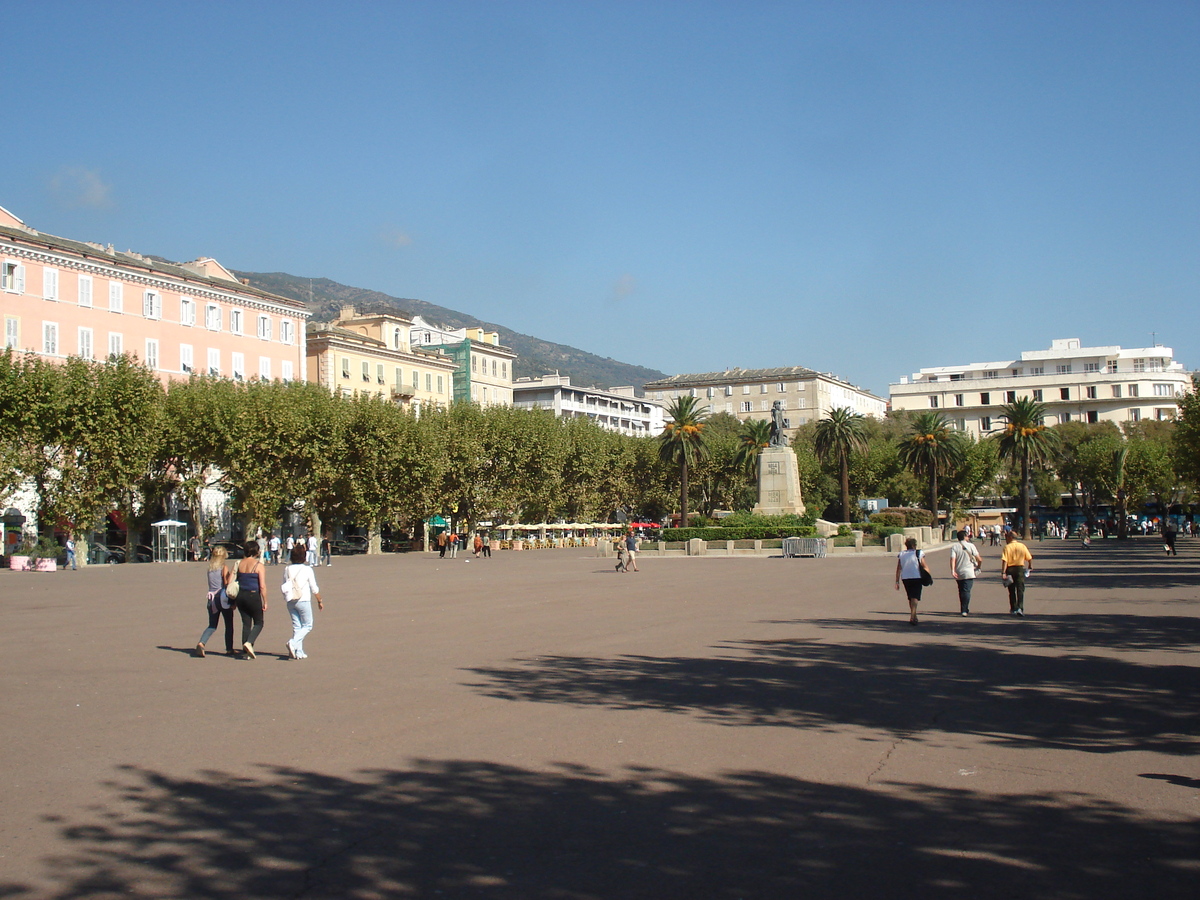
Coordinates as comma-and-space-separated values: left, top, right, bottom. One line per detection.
783, 537, 828, 558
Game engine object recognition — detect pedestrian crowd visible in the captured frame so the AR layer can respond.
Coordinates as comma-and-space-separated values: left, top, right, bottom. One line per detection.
895, 529, 1033, 625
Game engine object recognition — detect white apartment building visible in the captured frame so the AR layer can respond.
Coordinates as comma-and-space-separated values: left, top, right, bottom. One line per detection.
643, 366, 887, 441
890, 338, 1192, 436
512, 374, 665, 437
409, 315, 516, 406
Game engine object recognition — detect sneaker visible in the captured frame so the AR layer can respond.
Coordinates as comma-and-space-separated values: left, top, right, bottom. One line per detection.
286, 640, 297, 659
961, 612, 968, 617
243, 641, 256, 659
195, 642, 206, 658
1016, 610, 1025, 617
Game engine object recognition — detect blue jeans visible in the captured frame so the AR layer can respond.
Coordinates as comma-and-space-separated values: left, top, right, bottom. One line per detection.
288, 599, 314, 654
955, 577, 974, 613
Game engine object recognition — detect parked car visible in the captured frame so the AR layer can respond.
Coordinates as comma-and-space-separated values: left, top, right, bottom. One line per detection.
330, 538, 367, 555
104, 544, 154, 564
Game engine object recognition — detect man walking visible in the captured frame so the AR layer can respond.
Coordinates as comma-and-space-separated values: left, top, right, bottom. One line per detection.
1000, 530, 1034, 616
624, 529, 640, 572
949, 529, 982, 616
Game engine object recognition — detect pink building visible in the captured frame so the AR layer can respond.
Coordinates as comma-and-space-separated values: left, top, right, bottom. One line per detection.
1, 205, 308, 384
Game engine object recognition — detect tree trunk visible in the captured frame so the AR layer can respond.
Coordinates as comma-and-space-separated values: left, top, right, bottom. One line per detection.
680, 456, 689, 527
840, 456, 851, 524
1020, 453, 1031, 539
368, 519, 382, 554
928, 465, 939, 529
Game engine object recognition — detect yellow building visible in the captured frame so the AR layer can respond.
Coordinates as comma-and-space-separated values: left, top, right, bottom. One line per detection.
306, 306, 456, 412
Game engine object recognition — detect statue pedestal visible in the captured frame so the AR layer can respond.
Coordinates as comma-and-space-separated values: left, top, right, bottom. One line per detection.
753, 446, 806, 516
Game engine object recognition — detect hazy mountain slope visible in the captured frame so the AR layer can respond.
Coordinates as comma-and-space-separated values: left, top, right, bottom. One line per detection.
234, 270, 667, 390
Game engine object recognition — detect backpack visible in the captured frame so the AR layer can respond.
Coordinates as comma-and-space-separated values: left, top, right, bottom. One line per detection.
285, 565, 303, 601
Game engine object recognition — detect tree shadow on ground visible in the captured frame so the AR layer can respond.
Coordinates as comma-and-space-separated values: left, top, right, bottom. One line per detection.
800, 614, 1200, 654
466, 640, 1197, 755
5, 761, 1197, 899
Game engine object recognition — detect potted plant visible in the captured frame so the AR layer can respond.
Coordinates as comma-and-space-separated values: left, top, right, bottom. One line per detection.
9, 536, 63, 572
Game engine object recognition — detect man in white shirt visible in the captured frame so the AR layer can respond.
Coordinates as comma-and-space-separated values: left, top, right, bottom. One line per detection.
306, 532, 318, 566
949, 530, 983, 616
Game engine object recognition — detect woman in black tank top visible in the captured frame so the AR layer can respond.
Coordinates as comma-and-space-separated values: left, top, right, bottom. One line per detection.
234, 540, 268, 658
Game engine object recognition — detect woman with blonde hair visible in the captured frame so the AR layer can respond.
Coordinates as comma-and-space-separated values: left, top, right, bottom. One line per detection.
195, 545, 235, 657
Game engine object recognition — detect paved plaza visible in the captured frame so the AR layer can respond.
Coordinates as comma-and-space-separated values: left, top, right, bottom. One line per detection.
1, 538, 1197, 898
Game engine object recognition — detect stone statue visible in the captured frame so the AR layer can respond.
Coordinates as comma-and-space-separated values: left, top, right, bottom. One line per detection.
769, 400, 790, 447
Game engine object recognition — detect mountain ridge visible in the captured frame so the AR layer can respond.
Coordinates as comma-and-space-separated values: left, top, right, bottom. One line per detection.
232, 270, 668, 391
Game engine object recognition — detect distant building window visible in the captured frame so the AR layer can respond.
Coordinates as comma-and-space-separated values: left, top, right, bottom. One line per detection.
180, 297, 196, 326
1111, 385, 1122, 398
950, 373, 964, 381
1129, 384, 1139, 398
232, 352, 245, 381
377, 363, 385, 384
1062, 412, 1071, 422
394, 327, 403, 349
472, 356, 478, 373
143, 290, 162, 320
78, 327, 93, 359
760, 384, 768, 394
78, 275, 93, 307
1056, 364, 1071, 375
1060, 387, 1070, 400
1032, 389, 1043, 401
145, 339, 159, 369
1155, 408, 1173, 420
426, 373, 432, 392
108, 333, 123, 357
1030, 366, 1044, 376
777, 383, 786, 392
1086, 410, 1099, 423
229, 309, 243, 335
280, 320, 294, 344
180, 344, 193, 374
1084, 362, 1099, 373
502, 362, 507, 379
43, 321, 59, 355
1149, 358, 1164, 372
207, 348, 220, 376
707, 387, 714, 399
929, 396, 939, 408
109, 282, 124, 313
1133, 358, 1146, 373
205, 304, 221, 330
2, 261, 26, 293
43, 267, 59, 300
980, 416, 991, 432
341, 357, 350, 379
1129, 408, 1141, 422
984, 370, 998, 379
413, 370, 420, 390
1153, 383, 1174, 397
954, 394, 964, 406
281, 360, 293, 382
1107, 360, 1118, 374
741, 401, 752, 412
742, 385, 750, 394
362, 361, 370, 382
1086, 386, 1097, 399
724, 386, 732, 396
395, 367, 402, 386
437, 375, 444, 394
980, 392, 990, 405
259, 357, 271, 380
257, 315, 271, 340
5, 316, 18, 348
1006, 391, 1016, 403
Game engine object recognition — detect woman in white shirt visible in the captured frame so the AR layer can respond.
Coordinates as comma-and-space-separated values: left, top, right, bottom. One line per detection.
282, 544, 323, 659
894, 537, 932, 626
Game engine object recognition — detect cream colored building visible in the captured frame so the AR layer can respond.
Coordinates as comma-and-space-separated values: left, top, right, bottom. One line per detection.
889, 338, 1192, 436
409, 315, 516, 406
306, 306, 456, 412
643, 366, 886, 440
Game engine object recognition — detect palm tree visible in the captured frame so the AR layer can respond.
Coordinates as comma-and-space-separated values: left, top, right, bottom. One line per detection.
898, 411, 965, 530
658, 396, 710, 527
995, 396, 1060, 538
813, 407, 868, 522
734, 419, 772, 481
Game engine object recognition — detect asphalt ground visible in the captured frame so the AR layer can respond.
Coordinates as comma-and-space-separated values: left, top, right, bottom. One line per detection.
0, 536, 1197, 899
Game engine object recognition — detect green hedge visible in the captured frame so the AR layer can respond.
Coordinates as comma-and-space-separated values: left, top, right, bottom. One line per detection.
661, 526, 818, 541
869, 507, 933, 527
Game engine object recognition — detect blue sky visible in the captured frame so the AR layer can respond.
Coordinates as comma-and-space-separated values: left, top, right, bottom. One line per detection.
4, 1, 1197, 395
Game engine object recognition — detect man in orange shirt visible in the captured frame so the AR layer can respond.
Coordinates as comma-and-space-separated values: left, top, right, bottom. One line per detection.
1000, 531, 1034, 616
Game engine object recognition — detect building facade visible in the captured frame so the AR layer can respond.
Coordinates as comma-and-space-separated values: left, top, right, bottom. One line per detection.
306, 306, 457, 412
410, 316, 516, 406
1, 205, 308, 384
889, 338, 1192, 436
643, 366, 887, 440
512, 374, 665, 437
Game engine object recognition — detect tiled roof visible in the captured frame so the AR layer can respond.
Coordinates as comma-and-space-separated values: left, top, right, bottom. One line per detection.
0, 224, 304, 309
643, 366, 821, 388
